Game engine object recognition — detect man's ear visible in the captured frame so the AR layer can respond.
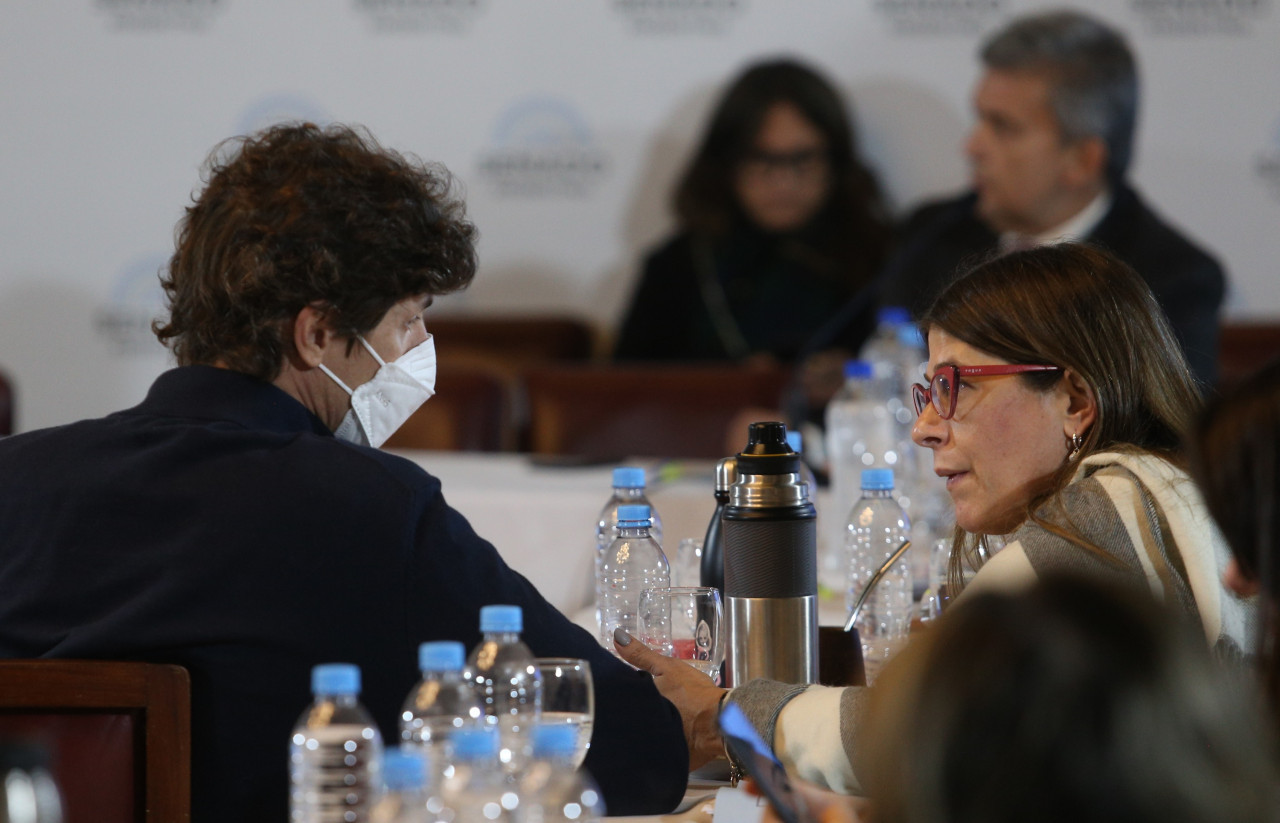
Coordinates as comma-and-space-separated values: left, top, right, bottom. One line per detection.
1065, 135, 1108, 189
288, 304, 337, 370
1061, 368, 1097, 440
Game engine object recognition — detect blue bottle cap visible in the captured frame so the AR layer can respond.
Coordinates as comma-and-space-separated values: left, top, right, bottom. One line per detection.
479, 604, 523, 633
861, 468, 895, 491
785, 431, 802, 453
452, 727, 499, 760
418, 641, 466, 672
531, 724, 578, 758
612, 467, 646, 488
843, 360, 873, 380
616, 504, 651, 525
311, 663, 360, 696
876, 306, 911, 325
383, 749, 428, 791
897, 325, 924, 348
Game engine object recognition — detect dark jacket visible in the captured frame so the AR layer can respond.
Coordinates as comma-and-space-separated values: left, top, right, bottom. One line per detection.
879, 185, 1226, 385
615, 227, 877, 362
0, 366, 688, 821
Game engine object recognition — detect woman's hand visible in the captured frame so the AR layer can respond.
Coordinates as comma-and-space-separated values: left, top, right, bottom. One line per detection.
613, 628, 727, 770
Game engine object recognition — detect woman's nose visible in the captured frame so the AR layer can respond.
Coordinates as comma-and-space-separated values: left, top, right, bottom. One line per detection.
911, 404, 947, 448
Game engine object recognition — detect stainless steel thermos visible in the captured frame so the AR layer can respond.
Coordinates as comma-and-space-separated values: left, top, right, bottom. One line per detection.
722, 421, 818, 686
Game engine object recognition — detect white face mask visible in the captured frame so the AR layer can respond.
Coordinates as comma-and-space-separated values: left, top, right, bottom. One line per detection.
319, 334, 436, 448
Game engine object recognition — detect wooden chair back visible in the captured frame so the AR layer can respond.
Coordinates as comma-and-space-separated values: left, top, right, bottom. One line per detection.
0, 660, 190, 823
429, 316, 595, 365
383, 362, 514, 451
523, 363, 791, 460
1218, 320, 1280, 390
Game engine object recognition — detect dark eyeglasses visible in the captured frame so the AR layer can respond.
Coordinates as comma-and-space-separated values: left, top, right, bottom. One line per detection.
739, 148, 828, 177
912, 364, 1062, 420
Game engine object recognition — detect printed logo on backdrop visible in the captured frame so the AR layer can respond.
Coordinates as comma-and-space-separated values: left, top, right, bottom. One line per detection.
236, 95, 333, 137
475, 97, 610, 198
352, 0, 488, 34
1256, 117, 1280, 203
94, 254, 169, 355
871, 0, 1006, 36
1130, 0, 1271, 36
95, 0, 226, 31
611, 0, 748, 36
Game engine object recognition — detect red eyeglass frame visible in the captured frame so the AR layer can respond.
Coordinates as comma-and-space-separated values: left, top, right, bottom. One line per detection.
912, 364, 1061, 420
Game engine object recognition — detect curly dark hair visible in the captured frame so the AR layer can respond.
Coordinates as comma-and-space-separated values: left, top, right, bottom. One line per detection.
673, 57, 891, 292
154, 122, 478, 381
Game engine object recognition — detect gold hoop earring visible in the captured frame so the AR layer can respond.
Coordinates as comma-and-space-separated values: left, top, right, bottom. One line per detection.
1068, 432, 1084, 461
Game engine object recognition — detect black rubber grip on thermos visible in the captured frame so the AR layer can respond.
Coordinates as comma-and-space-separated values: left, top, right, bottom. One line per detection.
722, 507, 817, 598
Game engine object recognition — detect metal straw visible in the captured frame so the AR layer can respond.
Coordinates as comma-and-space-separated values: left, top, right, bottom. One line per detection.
843, 539, 912, 632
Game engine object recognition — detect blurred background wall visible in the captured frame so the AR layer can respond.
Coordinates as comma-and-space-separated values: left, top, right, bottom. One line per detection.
2, 0, 1277, 431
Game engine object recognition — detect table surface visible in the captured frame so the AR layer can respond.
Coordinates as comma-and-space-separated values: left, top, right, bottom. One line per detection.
389, 450, 722, 614
389, 450, 851, 626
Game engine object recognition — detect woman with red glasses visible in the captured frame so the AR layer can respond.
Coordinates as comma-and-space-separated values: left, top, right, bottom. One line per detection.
910, 243, 1250, 656
611, 242, 1257, 797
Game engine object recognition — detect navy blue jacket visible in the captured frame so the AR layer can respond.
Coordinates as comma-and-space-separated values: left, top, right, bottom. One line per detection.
878, 185, 1226, 386
0, 366, 688, 821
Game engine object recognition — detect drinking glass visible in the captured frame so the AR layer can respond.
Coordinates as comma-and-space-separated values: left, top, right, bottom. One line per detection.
535, 658, 594, 768
638, 586, 724, 681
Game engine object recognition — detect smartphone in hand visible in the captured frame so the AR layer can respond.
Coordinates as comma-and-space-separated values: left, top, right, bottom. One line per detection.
718, 701, 812, 823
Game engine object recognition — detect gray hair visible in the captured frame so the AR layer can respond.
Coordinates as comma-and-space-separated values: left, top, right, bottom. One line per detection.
981, 10, 1138, 184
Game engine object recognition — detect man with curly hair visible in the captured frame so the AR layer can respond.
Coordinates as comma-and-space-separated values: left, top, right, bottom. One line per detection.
0, 124, 688, 822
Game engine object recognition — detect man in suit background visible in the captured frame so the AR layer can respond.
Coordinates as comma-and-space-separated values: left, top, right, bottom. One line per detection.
880, 9, 1225, 385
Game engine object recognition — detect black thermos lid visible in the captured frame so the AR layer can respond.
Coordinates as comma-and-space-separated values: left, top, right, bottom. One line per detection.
736, 421, 800, 475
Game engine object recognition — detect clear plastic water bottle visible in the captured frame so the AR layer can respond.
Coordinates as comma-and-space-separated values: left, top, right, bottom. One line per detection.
865, 315, 936, 586
822, 360, 903, 592
430, 727, 516, 823
466, 605, 542, 775
520, 725, 605, 823
846, 469, 913, 684
859, 313, 924, 477
859, 306, 912, 381
291, 663, 385, 823
401, 641, 484, 782
599, 504, 670, 653
595, 468, 663, 645
371, 749, 429, 823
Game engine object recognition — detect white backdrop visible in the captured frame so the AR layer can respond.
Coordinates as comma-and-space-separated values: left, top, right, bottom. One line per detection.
3, 0, 1278, 432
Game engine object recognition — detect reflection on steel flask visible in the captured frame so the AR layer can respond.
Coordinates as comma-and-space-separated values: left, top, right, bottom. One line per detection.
723, 421, 818, 687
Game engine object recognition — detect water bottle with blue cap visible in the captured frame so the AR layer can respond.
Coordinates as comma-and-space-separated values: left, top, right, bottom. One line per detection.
401, 641, 483, 782
289, 662, 384, 823
465, 605, 542, 775
823, 359, 903, 593
432, 727, 514, 823
594, 467, 663, 645
520, 725, 605, 823
371, 749, 429, 823
599, 503, 670, 657
846, 468, 913, 684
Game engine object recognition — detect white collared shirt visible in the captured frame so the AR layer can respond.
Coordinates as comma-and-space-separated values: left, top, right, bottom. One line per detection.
999, 189, 1113, 252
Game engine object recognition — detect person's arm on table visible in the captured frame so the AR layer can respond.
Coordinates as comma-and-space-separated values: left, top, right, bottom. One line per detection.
614, 629, 867, 795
